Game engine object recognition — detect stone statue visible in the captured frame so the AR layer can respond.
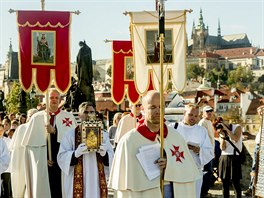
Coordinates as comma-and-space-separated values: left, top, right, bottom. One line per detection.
18, 88, 27, 113
76, 41, 95, 107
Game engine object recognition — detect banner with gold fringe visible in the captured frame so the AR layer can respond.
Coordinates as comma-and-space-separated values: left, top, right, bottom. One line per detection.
111, 40, 153, 105
17, 11, 71, 93
129, 10, 187, 94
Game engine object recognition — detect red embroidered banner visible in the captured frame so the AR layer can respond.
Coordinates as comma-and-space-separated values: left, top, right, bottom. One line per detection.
17, 11, 71, 93
111, 41, 153, 105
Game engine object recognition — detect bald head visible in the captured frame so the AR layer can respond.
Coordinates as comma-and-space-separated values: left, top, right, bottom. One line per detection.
142, 90, 160, 109
142, 90, 161, 126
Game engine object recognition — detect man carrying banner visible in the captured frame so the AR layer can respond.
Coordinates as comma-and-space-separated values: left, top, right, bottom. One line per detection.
57, 102, 114, 198
109, 90, 200, 197
22, 88, 77, 198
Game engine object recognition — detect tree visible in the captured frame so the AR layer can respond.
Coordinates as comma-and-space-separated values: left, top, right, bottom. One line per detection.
204, 65, 228, 84
106, 65, 112, 78
5, 82, 21, 113
258, 74, 264, 83
93, 69, 101, 81
227, 66, 254, 88
5, 82, 39, 114
186, 64, 205, 80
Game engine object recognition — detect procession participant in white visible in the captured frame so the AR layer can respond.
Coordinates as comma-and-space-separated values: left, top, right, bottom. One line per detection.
171, 104, 214, 198
114, 102, 142, 145
0, 126, 10, 197
109, 90, 201, 197
21, 88, 77, 198
198, 105, 215, 197
10, 108, 38, 198
57, 102, 114, 198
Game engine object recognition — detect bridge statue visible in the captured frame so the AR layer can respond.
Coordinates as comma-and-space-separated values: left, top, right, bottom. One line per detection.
63, 41, 96, 111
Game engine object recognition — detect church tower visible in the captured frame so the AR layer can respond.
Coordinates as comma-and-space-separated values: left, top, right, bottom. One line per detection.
217, 19, 222, 49
191, 8, 209, 55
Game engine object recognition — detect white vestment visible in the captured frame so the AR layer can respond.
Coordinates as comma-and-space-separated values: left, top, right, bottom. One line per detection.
10, 123, 28, 198
0, 138, 10, 197
109, 126, 201, 198
173, 122, 214, 198
114, 114, 139, 144
57, 129, 114, 198
21, 110, 77, 198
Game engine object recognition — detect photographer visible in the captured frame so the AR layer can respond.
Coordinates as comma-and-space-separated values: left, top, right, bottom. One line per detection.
216, 117, 242, 198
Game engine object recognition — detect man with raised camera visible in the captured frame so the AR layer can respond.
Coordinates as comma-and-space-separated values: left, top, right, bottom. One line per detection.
216, 118, 242, 198
57, 102, 114, 198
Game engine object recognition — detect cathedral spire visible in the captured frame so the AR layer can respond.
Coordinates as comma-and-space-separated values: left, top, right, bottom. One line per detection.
192, 20, 195, 33
217, 18, 221, 37
199, 8, 205, 30
9, 38, 13, 53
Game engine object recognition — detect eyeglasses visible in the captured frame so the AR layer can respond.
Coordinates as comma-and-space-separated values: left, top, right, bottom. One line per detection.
83, 111, 95, 114
206, 110, 213, 113
135, 104, 142, 107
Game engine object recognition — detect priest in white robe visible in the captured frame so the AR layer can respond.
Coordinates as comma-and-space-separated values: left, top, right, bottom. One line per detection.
109, 91, 201, 197
10, 108, 38, 198
114, 102, 142, 145
57, 102, 114, 198
0, 136, 10, 197
170, 104, 214, 198
21, 89, 77, 198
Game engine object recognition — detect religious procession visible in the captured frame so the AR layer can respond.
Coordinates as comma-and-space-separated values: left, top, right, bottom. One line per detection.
1, 0, 264, 198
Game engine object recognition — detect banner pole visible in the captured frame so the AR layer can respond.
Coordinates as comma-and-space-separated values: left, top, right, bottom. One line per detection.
253, 107, 264, 196
46, 91, 52, 161
159, 33, 165, 198
41, 0, 45, 11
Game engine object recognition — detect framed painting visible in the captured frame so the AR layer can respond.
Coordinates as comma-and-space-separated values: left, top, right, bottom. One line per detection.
146, 29, 173, 64
31, 30, 56, 65
81, 122, 102, 151
124, 56, 134, 80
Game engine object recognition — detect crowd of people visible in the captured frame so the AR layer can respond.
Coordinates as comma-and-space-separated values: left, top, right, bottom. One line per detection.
0, 88, 261, 198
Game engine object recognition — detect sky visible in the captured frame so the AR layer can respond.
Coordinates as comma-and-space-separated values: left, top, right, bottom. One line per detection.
0, 0, 263, 64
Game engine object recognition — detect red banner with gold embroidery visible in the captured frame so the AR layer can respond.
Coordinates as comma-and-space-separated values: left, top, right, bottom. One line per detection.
112, 41, 153, 105
17, 11, 71, 93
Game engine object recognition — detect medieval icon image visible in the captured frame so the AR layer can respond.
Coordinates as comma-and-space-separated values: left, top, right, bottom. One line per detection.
146, 29, 173, 64
124, 56, 134, 80
32, 30, 55, 65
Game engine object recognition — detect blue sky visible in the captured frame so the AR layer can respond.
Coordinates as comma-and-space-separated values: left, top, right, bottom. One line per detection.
0, 0, 263, 64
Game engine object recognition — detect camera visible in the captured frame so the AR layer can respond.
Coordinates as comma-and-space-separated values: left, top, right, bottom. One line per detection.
215, 123, 223, 130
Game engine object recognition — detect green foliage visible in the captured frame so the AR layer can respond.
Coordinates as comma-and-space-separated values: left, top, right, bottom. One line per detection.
204, 65, 228, 84
107, 65, 112, 78
5, 82, 21, 114
258, 74, 264, 83
227, 66, 254, 88
5, 82, 40, 114
93, 69, 101, 81
186, 64, 205, 80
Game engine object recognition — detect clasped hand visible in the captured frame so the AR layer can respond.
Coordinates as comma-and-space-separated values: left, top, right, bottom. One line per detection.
188, 145, 200, 155
45, 124, 56, 134
154, 158, 167, 169
97, 143, 107, 156
75, 143, 89, 158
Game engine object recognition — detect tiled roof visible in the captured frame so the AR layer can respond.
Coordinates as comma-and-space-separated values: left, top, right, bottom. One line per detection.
246, 98, 264, 115
256, 49, 264, 56
215, 47, 258, 59
199, 52, 220, 58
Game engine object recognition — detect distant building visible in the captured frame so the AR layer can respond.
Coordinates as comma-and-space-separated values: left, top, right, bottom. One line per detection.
1, 40, 19, 97
188, 9, 251, 56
